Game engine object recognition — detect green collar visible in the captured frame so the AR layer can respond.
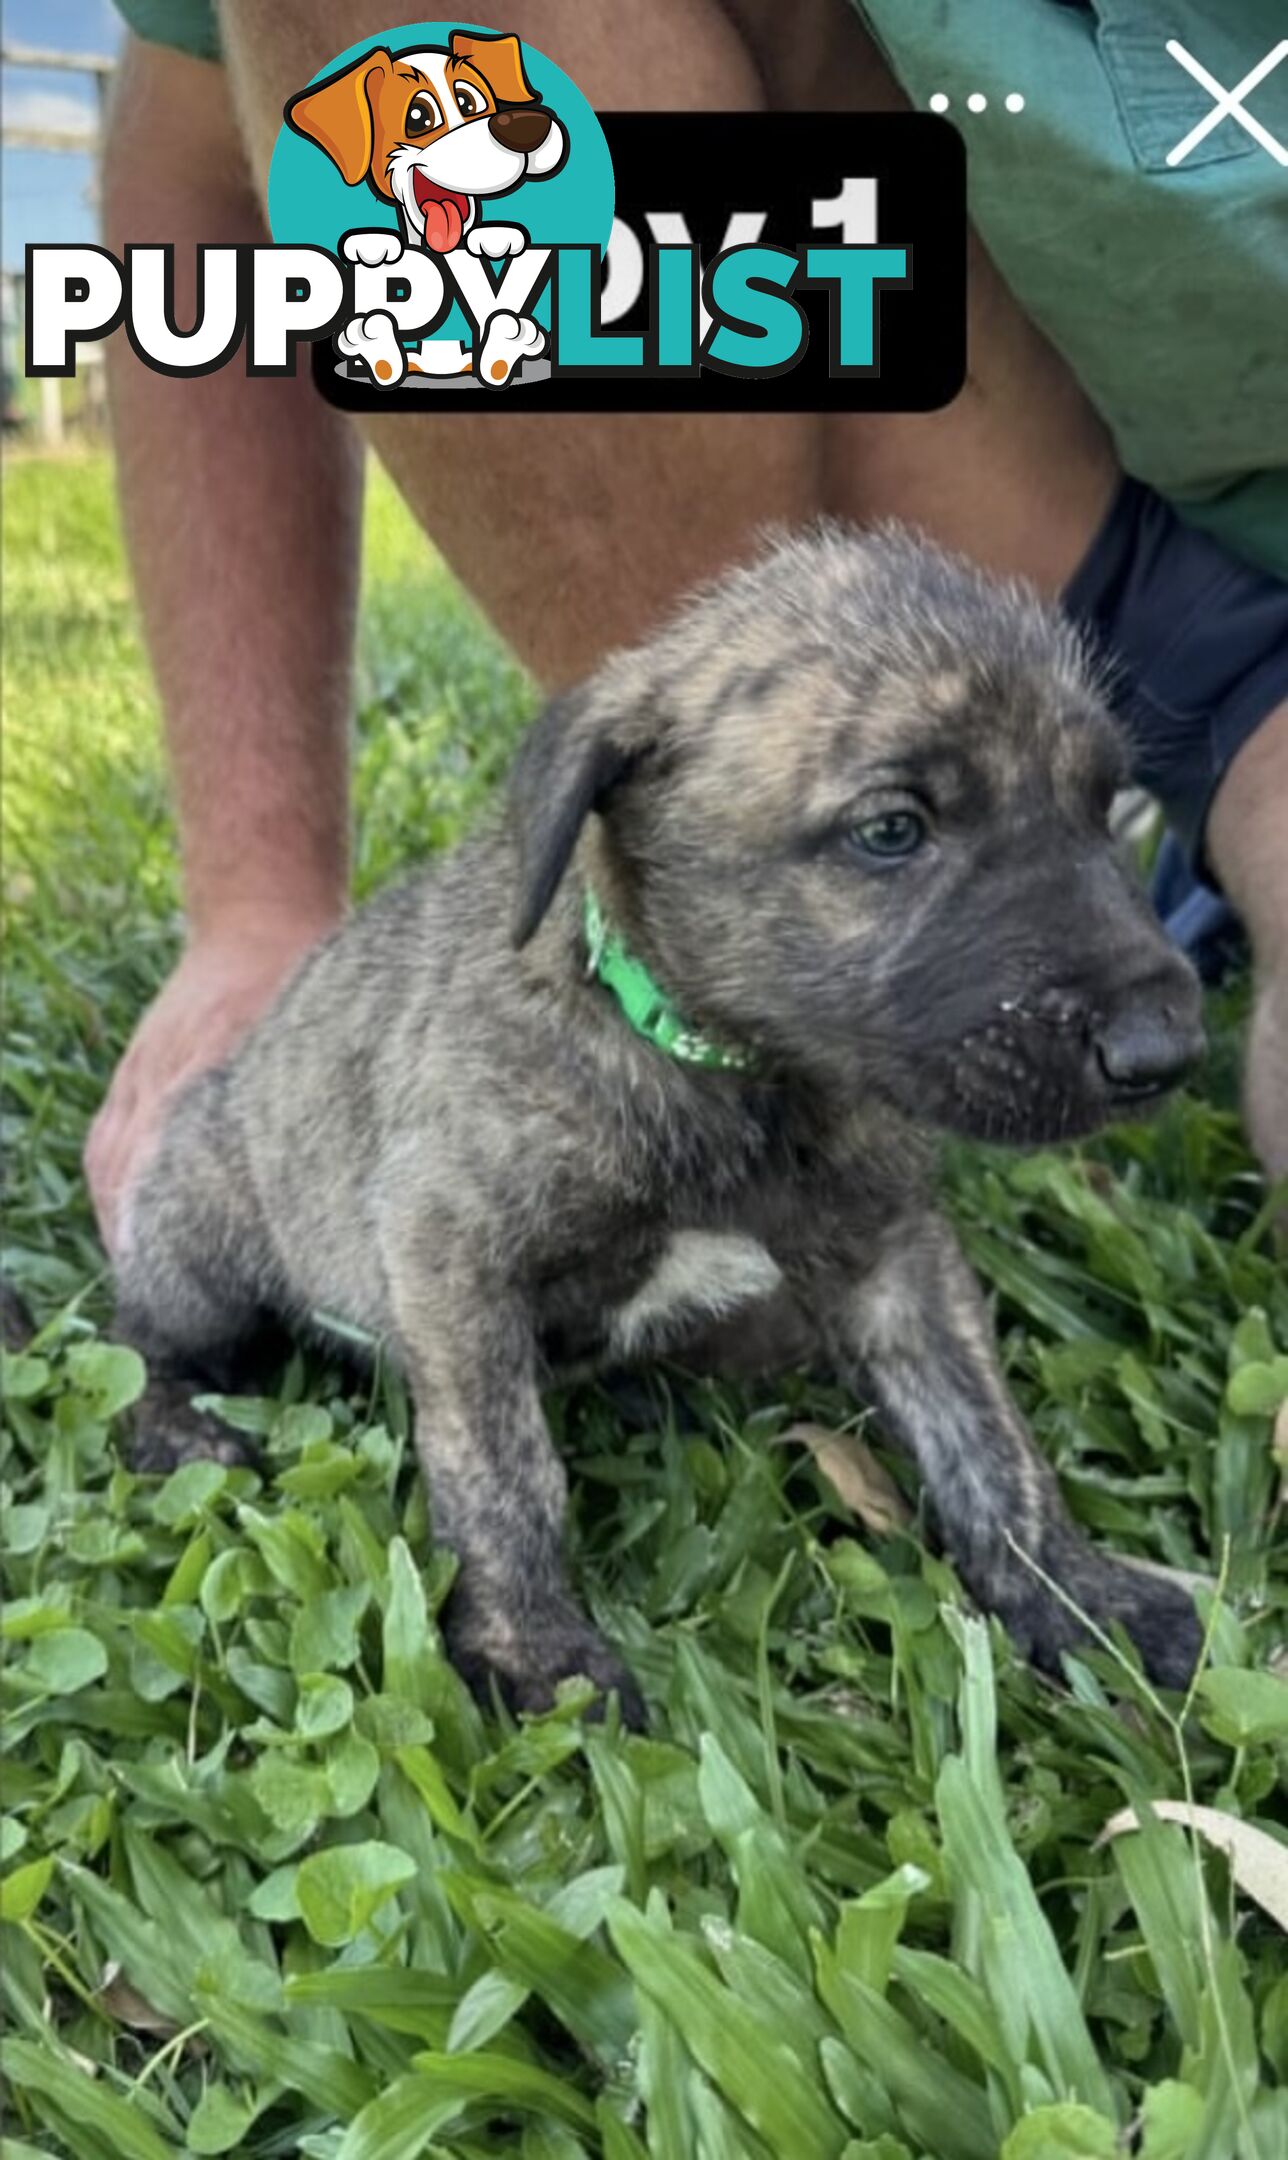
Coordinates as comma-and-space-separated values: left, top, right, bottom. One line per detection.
583, 889, 757, 1074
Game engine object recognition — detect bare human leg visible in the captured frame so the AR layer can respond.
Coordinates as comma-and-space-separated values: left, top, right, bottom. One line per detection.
217, 0, 1119, 687
86, 35, 361, 1248
1208, 701, 1288, 1191
218, 0, 815, 687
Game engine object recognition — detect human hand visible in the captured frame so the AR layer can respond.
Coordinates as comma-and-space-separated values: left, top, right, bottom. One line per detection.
84, 913, 336, 1256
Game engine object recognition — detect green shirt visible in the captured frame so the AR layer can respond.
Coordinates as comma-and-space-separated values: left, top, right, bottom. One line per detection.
856, 0, 1288, 576
113, 0, 220, 65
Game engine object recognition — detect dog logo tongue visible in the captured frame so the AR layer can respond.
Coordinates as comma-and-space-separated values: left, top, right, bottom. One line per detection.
423, 196, 464, 252
413, 172, 468, 253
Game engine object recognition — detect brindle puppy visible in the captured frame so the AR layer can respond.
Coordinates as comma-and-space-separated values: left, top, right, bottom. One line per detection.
115, 526, 1207, 1718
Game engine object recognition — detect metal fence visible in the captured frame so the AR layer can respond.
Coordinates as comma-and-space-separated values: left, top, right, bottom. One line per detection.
2, 40, 115, 444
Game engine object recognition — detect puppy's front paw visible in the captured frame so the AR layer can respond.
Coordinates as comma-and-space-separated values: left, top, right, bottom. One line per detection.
337, 310, 406, 386
476, 311, 546, 387
511, 1632, 647, 1731
342, 230, 404, 268
127, 1381, 258, 1475
992, 1540, 1203, 1690
447, 1601, 646, 1728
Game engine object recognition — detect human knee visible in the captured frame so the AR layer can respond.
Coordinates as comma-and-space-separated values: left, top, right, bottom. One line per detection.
1208, 701, 1288, 974
103, 32, 257, 247
217, 0, 765, 158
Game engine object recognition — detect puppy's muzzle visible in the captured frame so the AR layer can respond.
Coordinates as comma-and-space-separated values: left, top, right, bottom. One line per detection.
1092, 968, 1206, 1101
488, 107, 553, 152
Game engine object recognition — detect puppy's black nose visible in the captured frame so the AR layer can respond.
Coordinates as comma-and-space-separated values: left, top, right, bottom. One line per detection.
488, 107, 552, 152
1094, 985, 1205, 1096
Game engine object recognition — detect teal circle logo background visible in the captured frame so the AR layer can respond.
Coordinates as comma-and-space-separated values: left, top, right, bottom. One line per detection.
267, 21, 614, 345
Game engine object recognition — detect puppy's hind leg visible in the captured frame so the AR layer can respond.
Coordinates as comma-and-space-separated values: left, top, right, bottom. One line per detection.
383, 1230, 645, 1726
113, 1079, 279, 1472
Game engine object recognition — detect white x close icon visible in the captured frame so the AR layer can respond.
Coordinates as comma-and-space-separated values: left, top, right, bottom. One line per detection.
1166, 39, 1288, 167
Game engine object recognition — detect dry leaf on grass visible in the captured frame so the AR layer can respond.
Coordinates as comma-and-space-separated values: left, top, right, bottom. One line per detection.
98, 1962, 183, 2037
781, 1421, 912, 1535
1100, 1804, 1288, 1932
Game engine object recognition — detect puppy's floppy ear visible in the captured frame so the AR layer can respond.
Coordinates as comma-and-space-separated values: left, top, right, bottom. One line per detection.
449, 29, 538, 105
509, 693, 641, 948
285, 49, 392, 184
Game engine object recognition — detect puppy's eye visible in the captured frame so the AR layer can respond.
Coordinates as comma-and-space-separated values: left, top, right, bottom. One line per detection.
453, 82, 487, 116
850, 810, 927, 862
405, 94, 442, 137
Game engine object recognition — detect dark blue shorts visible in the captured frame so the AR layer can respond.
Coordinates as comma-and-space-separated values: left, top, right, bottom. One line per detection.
1065, 479, 1288, 883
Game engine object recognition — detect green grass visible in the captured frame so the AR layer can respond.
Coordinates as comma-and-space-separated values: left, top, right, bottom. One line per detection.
3, 450, 1286, 2160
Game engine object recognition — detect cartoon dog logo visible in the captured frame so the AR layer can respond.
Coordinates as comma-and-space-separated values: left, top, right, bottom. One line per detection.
286, 29, 566, 388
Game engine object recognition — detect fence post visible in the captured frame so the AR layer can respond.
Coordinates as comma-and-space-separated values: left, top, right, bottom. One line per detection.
38, 375, 64, 448
2, 39, 114, 442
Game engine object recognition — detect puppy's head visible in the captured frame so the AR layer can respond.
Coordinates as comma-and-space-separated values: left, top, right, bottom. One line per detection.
510, 525, 1204, 1144
285, 32, 567, 253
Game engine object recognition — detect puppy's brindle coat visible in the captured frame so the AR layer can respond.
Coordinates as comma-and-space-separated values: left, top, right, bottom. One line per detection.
117, 528, 1207, 1716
